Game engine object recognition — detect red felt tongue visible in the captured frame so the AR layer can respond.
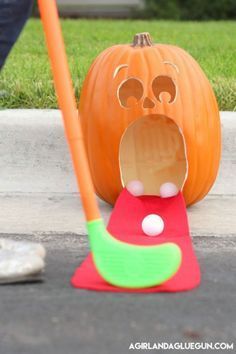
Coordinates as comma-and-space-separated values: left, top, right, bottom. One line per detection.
71, 189, 201, 292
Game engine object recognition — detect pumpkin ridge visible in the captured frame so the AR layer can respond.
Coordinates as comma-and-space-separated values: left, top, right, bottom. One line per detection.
168, 45, 193, 198
155, 46, 169, 121
108, 46, 136, 200
138, 45, 150, 104
179, 47, 203, 203
171, 47, 196, 203
174, 45, 220, 204
143, 48, 158, 116
107, 45, 141, 202
167, 45, 199, 204
83, 46, 122, 201
117, 46, 138, 195
187, 51, 218, 203
184, 47, 220, 203
161, 46, 182, 127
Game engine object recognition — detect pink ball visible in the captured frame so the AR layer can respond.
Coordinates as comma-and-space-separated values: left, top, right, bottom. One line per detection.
126, 180, 144, 197
142, 214, 164, 237
160, 182, 179, 198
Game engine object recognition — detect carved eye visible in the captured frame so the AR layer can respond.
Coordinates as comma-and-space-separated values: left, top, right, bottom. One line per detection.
118, 78, 144, 108
152, 76, 177, 104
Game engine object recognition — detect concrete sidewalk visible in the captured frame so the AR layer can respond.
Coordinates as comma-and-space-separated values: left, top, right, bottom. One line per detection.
0, 110, 235, 354
0, 110, 235, 237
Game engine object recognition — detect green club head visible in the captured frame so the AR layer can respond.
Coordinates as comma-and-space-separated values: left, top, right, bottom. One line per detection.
87, 219, 182, 289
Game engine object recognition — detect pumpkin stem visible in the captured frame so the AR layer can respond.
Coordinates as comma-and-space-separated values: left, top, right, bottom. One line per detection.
132, 32, 153, 47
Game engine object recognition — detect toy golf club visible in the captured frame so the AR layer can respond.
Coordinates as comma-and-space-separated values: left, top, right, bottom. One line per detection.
38, 0, 182, 289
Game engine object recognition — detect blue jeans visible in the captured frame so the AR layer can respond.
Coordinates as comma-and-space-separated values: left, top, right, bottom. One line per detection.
0, 0, 33, 69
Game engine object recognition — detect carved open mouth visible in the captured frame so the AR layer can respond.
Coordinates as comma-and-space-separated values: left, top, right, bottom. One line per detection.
119, 114, 188, 196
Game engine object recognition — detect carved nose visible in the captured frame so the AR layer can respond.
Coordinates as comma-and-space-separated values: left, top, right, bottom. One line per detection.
143, 97, 155, 108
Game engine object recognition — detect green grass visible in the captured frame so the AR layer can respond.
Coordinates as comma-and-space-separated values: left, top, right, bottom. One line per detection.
0, 19, 235, 110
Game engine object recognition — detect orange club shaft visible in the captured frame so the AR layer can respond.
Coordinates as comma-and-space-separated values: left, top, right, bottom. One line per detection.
38, 0, 100, 221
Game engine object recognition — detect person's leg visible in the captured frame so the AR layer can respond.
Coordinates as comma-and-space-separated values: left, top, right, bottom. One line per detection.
0, 0, 33, 70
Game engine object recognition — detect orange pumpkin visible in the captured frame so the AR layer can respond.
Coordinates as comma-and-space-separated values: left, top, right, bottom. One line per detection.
79, 33, 221, 206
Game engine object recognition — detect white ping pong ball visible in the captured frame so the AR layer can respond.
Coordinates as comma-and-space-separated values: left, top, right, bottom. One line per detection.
126, 180, 144, 197
160, 182, 179, 198
142, 214, 164, 237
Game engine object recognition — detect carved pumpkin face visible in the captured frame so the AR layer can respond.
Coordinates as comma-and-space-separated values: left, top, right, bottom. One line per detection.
79, 33, 221, 206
